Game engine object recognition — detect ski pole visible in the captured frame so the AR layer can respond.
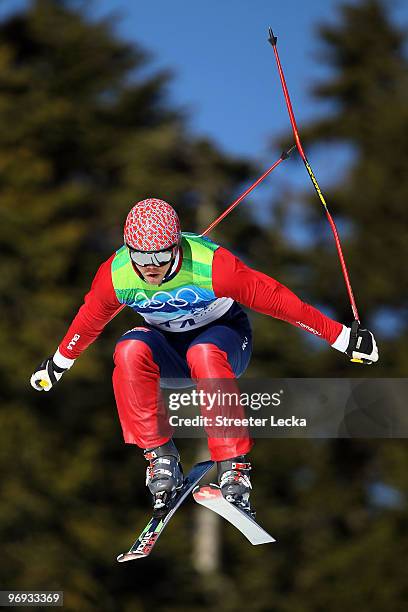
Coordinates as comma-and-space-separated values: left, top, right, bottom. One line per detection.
201, 146, 295, 236
267, 28, 361, 328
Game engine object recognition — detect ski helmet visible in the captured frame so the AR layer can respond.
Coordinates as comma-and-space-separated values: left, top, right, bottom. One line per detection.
124, 198, 181, 251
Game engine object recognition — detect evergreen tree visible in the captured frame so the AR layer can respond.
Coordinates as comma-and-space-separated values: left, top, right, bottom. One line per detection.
293, 0, 408, 376
0, 1, 254, 608
1, 1, 407, 610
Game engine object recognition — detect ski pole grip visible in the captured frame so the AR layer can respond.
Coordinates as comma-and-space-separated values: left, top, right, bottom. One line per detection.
350, 320, 364, 364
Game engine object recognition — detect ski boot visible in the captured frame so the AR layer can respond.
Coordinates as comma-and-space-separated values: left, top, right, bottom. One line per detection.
144, 440, 184, 516
217, 455, 254, 516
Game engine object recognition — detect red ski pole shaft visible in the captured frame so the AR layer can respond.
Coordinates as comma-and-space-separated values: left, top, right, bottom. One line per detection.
268, 28, 360, 324
201, 146, 294, 237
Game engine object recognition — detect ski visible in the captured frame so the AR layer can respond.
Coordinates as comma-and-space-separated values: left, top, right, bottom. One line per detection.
193, 484, 276, 545
117, 460, 214, 562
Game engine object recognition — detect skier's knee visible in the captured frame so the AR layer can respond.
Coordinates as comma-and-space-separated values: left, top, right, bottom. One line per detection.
187, 343, 232, 378
187, 342, 226, 364
114, 339, 155, 374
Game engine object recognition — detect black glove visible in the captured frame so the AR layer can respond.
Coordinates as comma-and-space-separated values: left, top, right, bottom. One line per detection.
346, 321, 379, 364
30, 356, 69, 391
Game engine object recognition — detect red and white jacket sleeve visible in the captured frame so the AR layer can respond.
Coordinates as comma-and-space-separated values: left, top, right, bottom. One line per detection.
53, 254, 123, 368
212, 247, 349, 349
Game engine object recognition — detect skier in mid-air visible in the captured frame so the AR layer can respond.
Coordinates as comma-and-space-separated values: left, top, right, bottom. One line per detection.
30, 198, 379, 514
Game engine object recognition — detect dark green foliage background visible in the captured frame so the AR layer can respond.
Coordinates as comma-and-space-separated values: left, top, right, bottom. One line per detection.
0, 1, 407, 610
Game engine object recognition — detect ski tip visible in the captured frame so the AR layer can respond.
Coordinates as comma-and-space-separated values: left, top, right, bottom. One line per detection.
267, 27, 277, 46
254, 535, 276, 545
117, 551, 146, 563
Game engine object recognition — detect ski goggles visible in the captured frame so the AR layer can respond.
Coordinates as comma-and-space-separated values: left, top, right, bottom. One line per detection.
127, 244, 178, 267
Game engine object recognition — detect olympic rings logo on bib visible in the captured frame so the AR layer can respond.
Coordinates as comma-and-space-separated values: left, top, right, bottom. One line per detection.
132, 288, 202, 311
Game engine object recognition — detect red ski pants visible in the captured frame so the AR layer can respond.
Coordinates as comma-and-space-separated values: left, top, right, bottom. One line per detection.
112, 335, 253, 461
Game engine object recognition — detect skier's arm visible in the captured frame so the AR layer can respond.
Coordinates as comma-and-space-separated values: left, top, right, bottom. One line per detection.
31, 254, 123, 391
212, 247, 376, 358
57, 254, 122, 359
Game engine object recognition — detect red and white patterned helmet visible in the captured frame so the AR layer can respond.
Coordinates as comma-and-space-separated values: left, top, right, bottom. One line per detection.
124, 198, 181, 251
